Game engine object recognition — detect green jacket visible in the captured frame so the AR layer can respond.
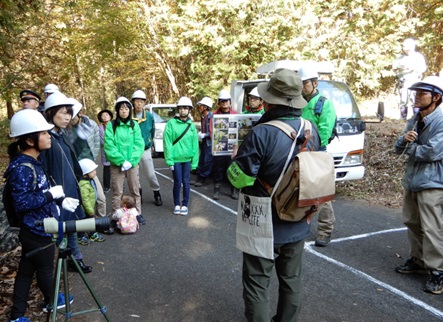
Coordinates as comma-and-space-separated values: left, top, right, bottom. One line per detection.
163, 117, 199, 169
104, 120, 145, 167
79, 179, 96, 216
133, 109, 155, 149
301, 92, 336, 148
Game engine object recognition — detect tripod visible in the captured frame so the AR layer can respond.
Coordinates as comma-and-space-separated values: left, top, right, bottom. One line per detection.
46, 237, 111, 322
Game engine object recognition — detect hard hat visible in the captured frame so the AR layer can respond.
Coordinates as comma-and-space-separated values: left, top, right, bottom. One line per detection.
69, 98, 83, 119
248, 87, 261, 98
409, 76, 443, 96
78, 158, 98, 176
218, 89, 231, 101
177, 96, 193, 108
114, 96, 133, 111
403, 38, 416, 51
298, 64, 319, 81
131, 90, 147, 101
44, 83, 59, 94
10, 109, 54, 138
44, 91, 73, 111
197, 97, 213, 109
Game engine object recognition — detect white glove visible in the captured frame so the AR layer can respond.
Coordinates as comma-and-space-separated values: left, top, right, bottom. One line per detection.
121, 161, 132, 171
61, 198, 79, 212
170, 165, 174, 171
198, 132, 206, 141
49, 185, 65, 199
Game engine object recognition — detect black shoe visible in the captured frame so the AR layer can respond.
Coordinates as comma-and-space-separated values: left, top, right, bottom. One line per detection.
213, 184, 220, 200
68, 259, 92, 274
103, 227, 115, 235
194, 177, 206, 187
395, 257, 428, 275
154, 191, 163, 206
315, 235, 331, 247
425, 270, 443, 294
137, 214, 147, 225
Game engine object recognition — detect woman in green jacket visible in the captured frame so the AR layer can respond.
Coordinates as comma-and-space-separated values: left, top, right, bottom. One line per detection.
163, 97, 199, 216
104, 97, 145, 225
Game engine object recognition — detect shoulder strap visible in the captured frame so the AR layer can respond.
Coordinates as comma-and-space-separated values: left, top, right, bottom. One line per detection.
314, 96, 327, 115
173, 123, 192, 146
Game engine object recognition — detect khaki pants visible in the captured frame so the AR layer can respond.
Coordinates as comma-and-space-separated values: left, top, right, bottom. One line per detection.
139, 149, 160, 191
317, 201, 335, 236
92, 176, 106, 217
403, 189, 443, 270
110, 165, 141, 215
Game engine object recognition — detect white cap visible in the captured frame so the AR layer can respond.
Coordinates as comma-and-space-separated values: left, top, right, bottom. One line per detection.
69, 98, 83, 119
218, 89, 231, 101
249, 87, 261, 98
78, 158, 98, 175
298, 64, 319, 81
44, 83, 59, 94
44, 91, 73, 111
10, 109, 54, 138
177, 96, 193, 108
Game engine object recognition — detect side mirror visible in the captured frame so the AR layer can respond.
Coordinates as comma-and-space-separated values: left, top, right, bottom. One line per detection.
365, 101, 384, 123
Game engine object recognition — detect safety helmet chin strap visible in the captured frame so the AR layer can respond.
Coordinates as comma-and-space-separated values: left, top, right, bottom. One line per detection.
417, 90, 440, 111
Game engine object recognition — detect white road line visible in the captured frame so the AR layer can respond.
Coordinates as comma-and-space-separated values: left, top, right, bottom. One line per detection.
156, 169, 443, 317
306, 246, 443, 319
155, 170, 237, 215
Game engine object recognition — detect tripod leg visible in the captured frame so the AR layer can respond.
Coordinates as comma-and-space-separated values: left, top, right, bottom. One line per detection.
46, 257, 63, 322
69, 254, 111, 321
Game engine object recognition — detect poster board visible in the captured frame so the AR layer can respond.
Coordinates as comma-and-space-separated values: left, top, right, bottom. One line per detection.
212, 114, 262, 156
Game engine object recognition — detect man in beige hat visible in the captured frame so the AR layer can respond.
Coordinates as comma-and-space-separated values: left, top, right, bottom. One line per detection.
228, 68, 321, 321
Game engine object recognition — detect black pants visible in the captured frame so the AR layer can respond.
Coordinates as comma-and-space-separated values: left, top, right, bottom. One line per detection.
10, 229, 55, 320
213, 155, 232, 184
103, 165, 111, 190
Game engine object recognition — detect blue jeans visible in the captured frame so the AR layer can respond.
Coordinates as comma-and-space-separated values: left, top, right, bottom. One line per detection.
172, 162, 191, 207
197, 139, 214, 178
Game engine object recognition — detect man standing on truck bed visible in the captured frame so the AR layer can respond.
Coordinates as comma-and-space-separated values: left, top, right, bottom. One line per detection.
298, 64, 337, 247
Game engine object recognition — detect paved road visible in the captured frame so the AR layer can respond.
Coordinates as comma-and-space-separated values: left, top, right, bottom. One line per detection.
56, 158, 443, 322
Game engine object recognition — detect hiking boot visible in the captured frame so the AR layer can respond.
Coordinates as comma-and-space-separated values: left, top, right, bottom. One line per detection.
42, 292, 74, 313
90, 232, 105, 242
136, 214, 147, 225
395, 257, 429, 275
194, 176, 206, 187
315, 235, 331, 247
425, 270, 443, 294
173, 205, 181, 215
213, 184, 220, 200
68, 259, 92, 274
231, 187, 239, 200
154, 190, 163, 206
78, 236, 90, 246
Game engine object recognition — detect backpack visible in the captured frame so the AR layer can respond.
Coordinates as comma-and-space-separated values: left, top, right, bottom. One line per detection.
315, 95, 338, 144
118, 208, 139, 234
262, 119, 335, 222
2, 163, 37, 227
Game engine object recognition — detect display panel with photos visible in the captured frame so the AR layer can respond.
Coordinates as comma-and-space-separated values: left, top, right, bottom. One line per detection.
212, 114, 262, 156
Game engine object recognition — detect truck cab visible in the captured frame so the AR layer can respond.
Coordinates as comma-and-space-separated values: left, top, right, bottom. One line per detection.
230, 60, 383, 182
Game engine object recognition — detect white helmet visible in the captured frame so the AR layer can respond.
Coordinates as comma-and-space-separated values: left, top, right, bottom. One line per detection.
177, 96, 193, 108
69, 98, 83, 119
218, 89, 231, 101
403, 38, 416, 51
197, 97, 213, 109
298, 64, 319, 81
44, 91, 73, 111
10, 109, 54, 137
78, 158, 98, 176
249, 87, 261, 98
131, 90, 147, 101
114, 96, 133, 111
409, 76, 443, 95
44, 83, 59, 94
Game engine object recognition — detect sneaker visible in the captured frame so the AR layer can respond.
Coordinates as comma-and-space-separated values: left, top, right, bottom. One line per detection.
136, 214, 147, 225
395, 257, 429, 274
42, 292, 74, 312
154, 191, 163, 206
180, 206, 188, 216
90, 232, 105, 242
78, 236, 90, 246
425, 270, 443, 294
315, 235, 331, 247
173, 205, 181, 215
9, 317, 32, 322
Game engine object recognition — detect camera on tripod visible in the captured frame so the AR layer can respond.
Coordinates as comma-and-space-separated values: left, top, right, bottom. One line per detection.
36, 217, 110, 234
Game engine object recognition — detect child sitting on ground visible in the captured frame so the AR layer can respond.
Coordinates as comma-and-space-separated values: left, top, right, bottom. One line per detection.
112, 195, 139, 234
78, 158, 106, 244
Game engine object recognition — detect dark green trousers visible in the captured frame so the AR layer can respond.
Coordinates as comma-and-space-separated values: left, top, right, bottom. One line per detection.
242, 240, 304, 322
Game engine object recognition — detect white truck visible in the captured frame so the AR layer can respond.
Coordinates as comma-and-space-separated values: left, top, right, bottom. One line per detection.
230, 60, 383, 182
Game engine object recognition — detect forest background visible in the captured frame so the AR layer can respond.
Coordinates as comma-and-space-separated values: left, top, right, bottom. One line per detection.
0, 0, 442, 208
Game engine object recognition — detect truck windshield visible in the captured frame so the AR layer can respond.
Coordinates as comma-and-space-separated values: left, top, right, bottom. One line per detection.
318, 80, 361, 120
